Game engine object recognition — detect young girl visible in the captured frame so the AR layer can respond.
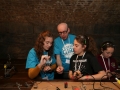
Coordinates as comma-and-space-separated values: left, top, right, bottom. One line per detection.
69, 35, 106, 80
97, 41, 117, 77
26, 30, 56, 80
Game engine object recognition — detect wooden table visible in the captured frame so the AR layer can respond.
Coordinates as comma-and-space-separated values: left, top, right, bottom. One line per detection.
1, 72, 120, 90
31, 81, 120, 90
0, 68, 32, 89
0, 59, 120, 90
0, 59, 33, 90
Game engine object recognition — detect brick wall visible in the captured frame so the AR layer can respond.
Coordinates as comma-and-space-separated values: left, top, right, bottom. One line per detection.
0, 0, 120, 62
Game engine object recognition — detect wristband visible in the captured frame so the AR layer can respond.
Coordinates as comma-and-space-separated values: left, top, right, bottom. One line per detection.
72, 76, 75, 79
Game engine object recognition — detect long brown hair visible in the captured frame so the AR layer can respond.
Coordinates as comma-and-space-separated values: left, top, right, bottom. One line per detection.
34, 30, 53, 59
101, 41, 115, 51
75, 35, 98, 56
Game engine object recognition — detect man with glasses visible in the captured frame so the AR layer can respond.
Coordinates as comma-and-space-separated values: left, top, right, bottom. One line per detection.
54, 23, 76, 79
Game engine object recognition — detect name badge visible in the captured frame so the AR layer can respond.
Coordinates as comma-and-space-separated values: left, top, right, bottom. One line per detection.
65, 59, 70, 64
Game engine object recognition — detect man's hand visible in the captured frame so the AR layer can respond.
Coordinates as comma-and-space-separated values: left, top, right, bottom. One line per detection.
56, 66, 64, 74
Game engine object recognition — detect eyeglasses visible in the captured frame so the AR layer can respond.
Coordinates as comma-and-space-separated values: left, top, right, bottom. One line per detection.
58, 29, 68, 35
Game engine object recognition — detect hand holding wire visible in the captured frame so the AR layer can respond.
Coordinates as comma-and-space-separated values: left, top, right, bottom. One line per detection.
72, 70, 83, 80
40, 55, 50, 65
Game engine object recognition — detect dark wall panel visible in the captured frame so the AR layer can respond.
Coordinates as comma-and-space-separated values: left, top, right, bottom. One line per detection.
0, 0, 120, 62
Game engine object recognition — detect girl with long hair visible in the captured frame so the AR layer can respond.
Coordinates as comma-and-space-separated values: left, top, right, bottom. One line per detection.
69, 35, 106, 80
26, 30, 56, 80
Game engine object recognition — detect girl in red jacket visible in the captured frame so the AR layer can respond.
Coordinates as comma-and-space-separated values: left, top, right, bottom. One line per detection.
97, 41, 118, 78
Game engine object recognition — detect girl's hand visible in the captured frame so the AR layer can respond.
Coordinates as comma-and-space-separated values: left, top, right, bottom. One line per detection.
73, 70, 83, 79
40, 55, 50, 65
106, 70, 112, 77
43, 66, 51, 72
